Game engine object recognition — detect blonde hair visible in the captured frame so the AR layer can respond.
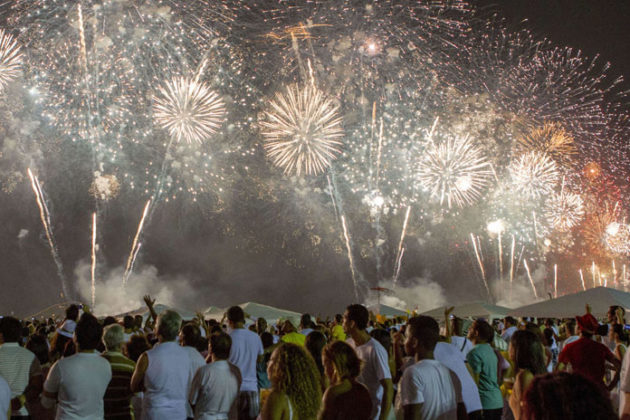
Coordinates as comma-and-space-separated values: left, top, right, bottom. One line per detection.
322, 340, 362, 381
269, 343, 322, 419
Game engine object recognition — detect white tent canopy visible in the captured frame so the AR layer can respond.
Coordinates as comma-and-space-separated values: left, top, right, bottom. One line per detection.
508, 287, 630, 318
421, 302, 510, 320
117, 304, 198, 320
205, 302, 302, 326
369, 303, 408, 317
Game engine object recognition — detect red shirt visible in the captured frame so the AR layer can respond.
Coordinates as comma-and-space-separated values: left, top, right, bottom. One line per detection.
558, 336, 612, 389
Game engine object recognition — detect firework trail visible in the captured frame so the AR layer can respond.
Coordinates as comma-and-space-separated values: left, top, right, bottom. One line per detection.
613, 260, 617, 287
509, 235, 515, 299
554, 263, 558, 298
523, 259, 538, 299
392, 206, 412, 286
592, 261, 597, 287
579, 269, 586, 291
341, 215, 360, 301
470, 233, 490, 299
498, 231, 503, 284
123, 200, 152, 286
91, 212, 97, 308
27, 169, 68, 298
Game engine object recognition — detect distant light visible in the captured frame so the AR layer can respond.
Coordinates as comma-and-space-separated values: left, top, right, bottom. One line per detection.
487, 220, 505, 235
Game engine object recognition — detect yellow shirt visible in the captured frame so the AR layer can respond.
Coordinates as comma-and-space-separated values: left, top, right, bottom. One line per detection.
332, 325, 346, 342
281, 332, 306, 346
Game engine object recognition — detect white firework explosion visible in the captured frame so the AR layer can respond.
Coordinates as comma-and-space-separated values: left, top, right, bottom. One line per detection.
260, 84, 344, 176
509, 151, 560, 200
153, 76, 226, 144
416, 135, 493, 208
544, 190, 584, 231
605, 223, 630, 255
0, 29, 22, 92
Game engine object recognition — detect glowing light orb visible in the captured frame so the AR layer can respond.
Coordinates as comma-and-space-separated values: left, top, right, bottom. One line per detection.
544, 190, 584, 231
260, 84, 344, 176
584, 161, 601, 180
487, 220, 505, 235
509, 151, 560, 200
417, 135, 493, 208
0, 29, 22, 92
153, 76, 226, 144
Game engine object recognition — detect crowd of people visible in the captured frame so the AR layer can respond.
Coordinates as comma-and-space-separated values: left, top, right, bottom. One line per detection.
1, 297, 630, 420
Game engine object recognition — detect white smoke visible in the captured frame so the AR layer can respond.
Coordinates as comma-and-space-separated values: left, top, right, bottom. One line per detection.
493, 265, 546, 308
74, 261, 198, 317
368, 277, 447, 312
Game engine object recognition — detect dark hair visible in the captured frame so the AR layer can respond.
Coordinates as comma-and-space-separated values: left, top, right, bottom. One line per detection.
123, 315, 134, 329
370, 328, 392, 352
26, 334, 49, 365
181, 323, 201, 347
407, 316, 440, 351
322, 340, 362, 380
75, 313, 103, 351
305, 331, 327, 378
261, 331, 274, 349
210, 333, 232, 359
103, 316, 117, 327
522, 372, 616, 420
66, 304, 80, 321
474, 320, 495, 343
345, 304, 369, 330
0, 316, 22, 342
134, 315, 144, 327
125, 335, 150, 362
612, 324, 628, 344
504, 316, 516, 326
301, 314, 312, 328
511, 330, 546, 375
334, 314, 343, 323
227, 306, 245, 323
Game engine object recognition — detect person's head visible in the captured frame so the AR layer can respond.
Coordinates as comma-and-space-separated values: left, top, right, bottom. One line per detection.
322, 340, 362, 383
305, 331, 327, 375
563, 319, 576, 336
504, 316, 516, 328
343, 304, 369, 334
334, 314, 343, 325
267, 343, 322, 419
281, 319, 296, 334
227, 306, 245, 327
0, 316, 22, 343
405, 316, 439, 358
180, 323, 201, 347
609, 323, 628, 345
256, 317, 268, 335
575, 313, 599, 338
123, 315, 134, 330
65, 304, 80, 321
74, 313, 103, 351
468, 319, 494, 344
125, 334, 150, 362
156, 310, 182, 342
608, 305, 625, 324
134, 315, 144, 329
209, 332, 231, 360
370, 328, 393, 353
509, 330, 546, 375
521, 372, 616, 420
260, 331, 274, 349
300, 313, 312, 329
26, 334, 49, 365
103, 323, 125, 352
103, 316, 117, 327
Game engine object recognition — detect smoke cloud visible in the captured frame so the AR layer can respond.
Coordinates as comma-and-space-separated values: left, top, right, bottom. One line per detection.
371, 277, 447, 312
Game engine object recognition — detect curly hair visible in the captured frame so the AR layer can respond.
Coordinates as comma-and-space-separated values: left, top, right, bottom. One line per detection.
322, 340, 362, 381
522, 372, 616, 420
269, 343, 322, 419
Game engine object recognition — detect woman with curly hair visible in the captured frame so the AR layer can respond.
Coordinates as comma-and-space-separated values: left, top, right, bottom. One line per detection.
508, 330, 547, 419
521, 371, 616, 420
319, 341, 372, 420
260, 343, 322, 420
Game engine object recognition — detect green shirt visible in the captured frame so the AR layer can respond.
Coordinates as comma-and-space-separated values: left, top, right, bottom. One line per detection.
466, 343, 503, 410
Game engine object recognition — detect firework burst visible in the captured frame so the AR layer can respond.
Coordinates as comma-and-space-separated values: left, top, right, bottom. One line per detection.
544, 190, 584, 231
260, 84, 344, 176
606, 223, 630, 255
509, 151, 560, 200
515, 122, 576, 167
0, 29, 22, 92
153, 76, 227, 144
416, 134, 493, 208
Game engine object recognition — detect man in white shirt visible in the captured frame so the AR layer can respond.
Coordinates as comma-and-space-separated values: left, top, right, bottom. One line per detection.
0, 375, 10, 420
344, 304, 393, 420
42, 313, 112, 420
189, 333, 242, 420
501, 317, 518, 343
400, 316, 466, 420
0, 316, 43, 418
227, 306, 263, 420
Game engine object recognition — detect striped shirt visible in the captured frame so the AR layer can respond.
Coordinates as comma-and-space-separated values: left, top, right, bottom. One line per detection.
102, 351, 136, 420
0, 342, 42, 416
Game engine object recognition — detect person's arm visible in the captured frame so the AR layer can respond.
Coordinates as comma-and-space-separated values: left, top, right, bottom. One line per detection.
379, 378, 394, 420
41, 361, 60, 409
130, 352, 149, 393
403, 403, 423, 420
606, 350, 622, 391
195, 311, 210, 337
466, 351, 481, 385
143, 295, 158, 324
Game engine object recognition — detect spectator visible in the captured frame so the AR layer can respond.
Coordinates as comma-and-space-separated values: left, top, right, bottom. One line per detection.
122, 316, 136, 343
280, 321, 306, 347
257, 333, 275, 390
557, 310, 620, 393
179, 323, 208, 419
189, 333, 241, 420
51, 305, 80, 359
448, 316, 473, 356
260, 343, 321, 420
320, 340, 372, 420
466, 319, 503, 420
508, 330, 547, 420
344, 304, 393, 420
300, 314, 314, 336
0, 375, 10, 420
42, 313, 112, 419
522, 372, 616, 420
501, 317, 518, 343
226, 306, 264, 420
0, 316, 43, 418
130, 309, 200, 420
331, 315, 346, 342
102, 324, 135, 420
399, 316, 465, 420
25, 334, 54, 420
305, 331, 327, 391
125, 335, 151, 363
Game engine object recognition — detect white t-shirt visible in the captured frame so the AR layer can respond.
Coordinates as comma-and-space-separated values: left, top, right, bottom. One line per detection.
189, 360, 239, 420
348, 337, 392, 420
434, 342, 482, 414
399, 359, 462, 420
449, 336, 473, 356
44, 351, 112, 420
0, 375, 10, 420
228, 329, 263, 392
183, 346, 207, 418
0, 343, 42, 416
501, 326, 518, 343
